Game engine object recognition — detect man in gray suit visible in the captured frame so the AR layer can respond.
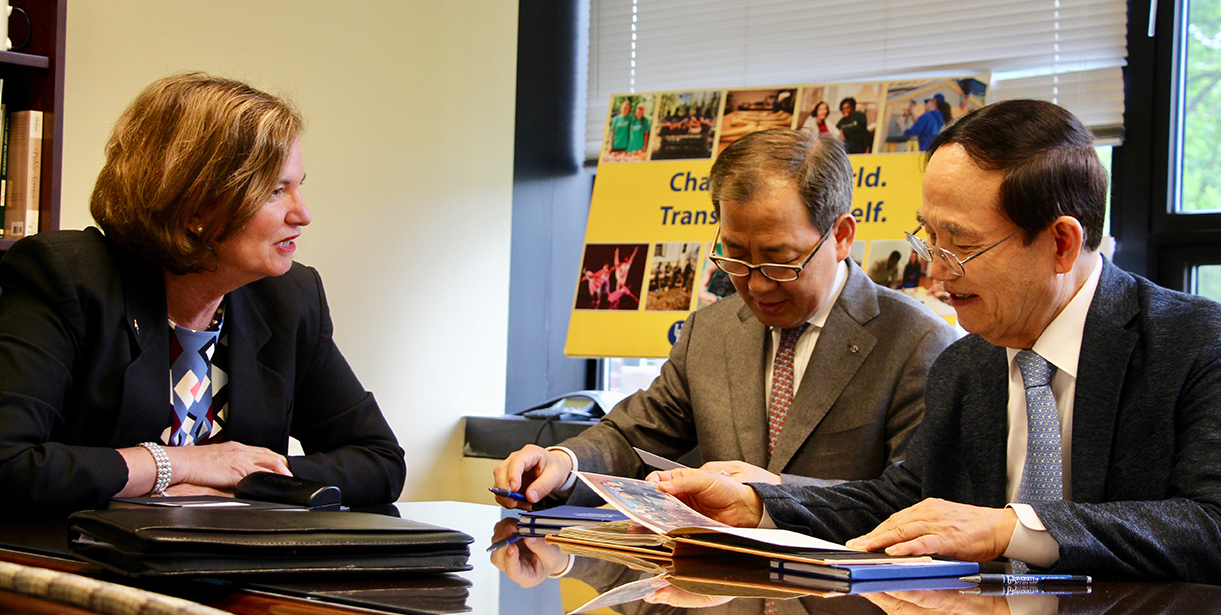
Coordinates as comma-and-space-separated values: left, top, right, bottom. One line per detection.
494, 129, 957, 508
652, 100, 1221, 584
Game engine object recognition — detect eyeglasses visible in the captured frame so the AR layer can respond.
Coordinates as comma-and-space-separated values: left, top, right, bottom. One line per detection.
904, 223, 1021, 277
709, 224, 832, 282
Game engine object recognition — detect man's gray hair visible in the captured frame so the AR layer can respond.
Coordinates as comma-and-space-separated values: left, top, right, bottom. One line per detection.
709, 129, 853, 234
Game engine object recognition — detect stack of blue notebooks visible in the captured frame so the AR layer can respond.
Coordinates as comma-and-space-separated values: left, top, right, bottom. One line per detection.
769, 555, 979, 594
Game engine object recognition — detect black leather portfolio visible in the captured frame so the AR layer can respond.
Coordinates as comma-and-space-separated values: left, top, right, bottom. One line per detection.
66, 508, 473, 577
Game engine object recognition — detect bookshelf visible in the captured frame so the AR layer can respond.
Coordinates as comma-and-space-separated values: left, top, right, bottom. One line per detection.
0, 0, 65, 252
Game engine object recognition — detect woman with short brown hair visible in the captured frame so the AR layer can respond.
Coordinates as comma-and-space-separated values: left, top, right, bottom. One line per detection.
0, 73, 405, 514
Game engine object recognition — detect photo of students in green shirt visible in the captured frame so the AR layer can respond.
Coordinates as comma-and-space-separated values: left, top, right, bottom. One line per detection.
609, 100, 632, 152
626, 103, 651, 153
602, 95, 656, 163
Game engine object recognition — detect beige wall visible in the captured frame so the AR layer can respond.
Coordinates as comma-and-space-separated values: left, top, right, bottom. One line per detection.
61, 1, 518, 501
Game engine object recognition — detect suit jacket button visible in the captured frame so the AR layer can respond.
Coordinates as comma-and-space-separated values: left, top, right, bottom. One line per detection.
848, 344, 858, 353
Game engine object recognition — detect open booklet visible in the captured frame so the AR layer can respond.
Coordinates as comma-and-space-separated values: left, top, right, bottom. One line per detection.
554, 475, 981, 580
554, 472, 934, 568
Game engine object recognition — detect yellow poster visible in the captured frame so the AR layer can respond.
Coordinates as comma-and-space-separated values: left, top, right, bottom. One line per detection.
567, 77, 987, 358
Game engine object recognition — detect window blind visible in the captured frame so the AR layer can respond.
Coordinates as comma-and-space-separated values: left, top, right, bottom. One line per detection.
586, 0, 1129, 160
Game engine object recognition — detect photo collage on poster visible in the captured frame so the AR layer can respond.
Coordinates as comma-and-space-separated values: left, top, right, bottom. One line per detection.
584, 76, 987, 318
575, 241, 710, 313
598, 76, 988, 164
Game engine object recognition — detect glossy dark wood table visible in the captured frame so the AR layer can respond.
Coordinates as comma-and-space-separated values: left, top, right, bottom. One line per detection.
2, 501, 1218, 615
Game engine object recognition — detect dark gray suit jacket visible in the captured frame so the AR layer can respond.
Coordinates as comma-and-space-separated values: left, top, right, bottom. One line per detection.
563, 259, 957, 505
0, 229, 406, 514
755, 258, 1221, 583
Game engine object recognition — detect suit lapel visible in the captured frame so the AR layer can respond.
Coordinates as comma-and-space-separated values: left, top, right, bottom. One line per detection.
726, 301, 770, 468
223, 285, 285, 446
769, 263, 879, 472
961, 344, 1011, 506
114, 256, 172, 445
1071, 259, 1138, 503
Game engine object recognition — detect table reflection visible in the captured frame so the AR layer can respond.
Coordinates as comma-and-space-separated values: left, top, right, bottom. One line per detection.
486, 512, 1221, 615
1, 502, 1219, 615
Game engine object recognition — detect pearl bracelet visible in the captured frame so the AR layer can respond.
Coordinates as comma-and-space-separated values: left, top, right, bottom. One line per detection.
138, 442, 172, 496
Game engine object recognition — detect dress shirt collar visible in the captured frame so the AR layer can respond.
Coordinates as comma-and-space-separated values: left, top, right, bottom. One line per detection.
1005, 254, 1103, 378
772, 259, 848, 334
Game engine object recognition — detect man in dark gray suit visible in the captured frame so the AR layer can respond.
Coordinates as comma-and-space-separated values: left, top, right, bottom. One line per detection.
652, 100, 1221, 584
494, 129, 957, 508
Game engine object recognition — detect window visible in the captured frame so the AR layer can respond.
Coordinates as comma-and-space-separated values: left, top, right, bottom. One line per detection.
1123, 0, 1221, 295
603, 357, 666, 395
1193, 264, 1221, 300
1179, 0, 1221, 213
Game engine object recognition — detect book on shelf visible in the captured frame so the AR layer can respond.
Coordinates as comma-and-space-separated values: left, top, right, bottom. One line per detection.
549, 472, 976, 580
517, 504, 628, 530
3, 109, 42, 240
0, 101, 7, 239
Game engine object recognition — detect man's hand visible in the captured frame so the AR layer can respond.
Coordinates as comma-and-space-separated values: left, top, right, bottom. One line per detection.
491, 444, 573, 510
488, 518, 569, 588
845, 498, 1018, 562
700, 460, 781, 485
649, 468, 765, 527
644, 585, 733, 608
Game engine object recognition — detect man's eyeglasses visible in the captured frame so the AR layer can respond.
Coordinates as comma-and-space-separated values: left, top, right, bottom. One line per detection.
709, 224, 832, 283
904, 223, 1021, 277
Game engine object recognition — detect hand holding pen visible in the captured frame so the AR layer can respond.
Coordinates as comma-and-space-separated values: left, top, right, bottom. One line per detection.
489, 487, 527, 502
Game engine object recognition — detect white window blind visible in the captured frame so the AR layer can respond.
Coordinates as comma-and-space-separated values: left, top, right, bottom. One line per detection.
586, 0, 1129, 160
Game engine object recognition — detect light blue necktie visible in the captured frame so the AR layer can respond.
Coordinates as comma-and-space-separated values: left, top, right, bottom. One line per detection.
1012, 349, 1061, 571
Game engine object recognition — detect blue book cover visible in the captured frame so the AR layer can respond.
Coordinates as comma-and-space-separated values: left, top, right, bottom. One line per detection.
518, 505, 628, 528
772, 557, 978, 581
770, 569, 976, 594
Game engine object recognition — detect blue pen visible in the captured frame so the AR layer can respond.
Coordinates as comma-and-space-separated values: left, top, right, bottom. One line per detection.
486, 533, 524, 552
489, 487, 528, 502
961, 585, 1092, 596
960, 574, 1092, 585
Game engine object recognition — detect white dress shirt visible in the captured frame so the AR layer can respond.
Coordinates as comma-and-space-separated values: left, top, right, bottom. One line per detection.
765, 260, 849, 401
1002, 254, 1103, 567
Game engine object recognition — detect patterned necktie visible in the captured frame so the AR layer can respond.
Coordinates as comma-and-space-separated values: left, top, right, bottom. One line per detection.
167, 323, 222, 446
1012, 349, 1061, 572
1015, 350, 1062, 502
767, 323, 810, 459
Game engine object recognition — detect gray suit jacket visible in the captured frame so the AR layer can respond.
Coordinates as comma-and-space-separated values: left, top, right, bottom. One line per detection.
563, 259, 957, 505
755, 258, 1221, 583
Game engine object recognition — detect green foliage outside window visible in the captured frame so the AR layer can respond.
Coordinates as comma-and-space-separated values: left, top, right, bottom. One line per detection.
1196, 264, 1221, 301
1182, 0, 1221, 212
